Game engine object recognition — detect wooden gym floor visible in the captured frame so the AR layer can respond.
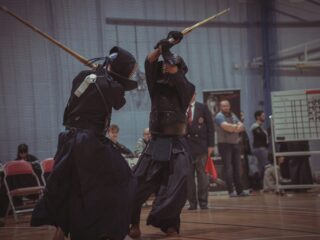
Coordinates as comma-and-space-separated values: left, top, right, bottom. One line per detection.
0, 191, 319, 240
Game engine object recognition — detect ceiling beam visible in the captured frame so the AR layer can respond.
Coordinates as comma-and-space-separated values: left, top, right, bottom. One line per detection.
106, 18, 320, 28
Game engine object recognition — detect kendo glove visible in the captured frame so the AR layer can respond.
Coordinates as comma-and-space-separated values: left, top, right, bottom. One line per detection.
154, 39, 174, 52
167, 31, 183, 43
154, 31, 183, 51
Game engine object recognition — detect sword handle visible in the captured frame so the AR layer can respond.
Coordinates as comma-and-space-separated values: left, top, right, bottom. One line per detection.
168, 8, 230, 44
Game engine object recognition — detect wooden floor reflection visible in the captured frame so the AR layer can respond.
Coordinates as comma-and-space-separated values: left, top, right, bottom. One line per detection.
1, 191, 320, 240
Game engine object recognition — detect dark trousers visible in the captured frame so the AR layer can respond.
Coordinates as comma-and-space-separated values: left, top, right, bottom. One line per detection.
31, 129, 136, 240
131, 147, 189, 233
187, 154, 208, 208
290, 157, 313, 185
218, 143, 243, 194
240, 154, 250, 190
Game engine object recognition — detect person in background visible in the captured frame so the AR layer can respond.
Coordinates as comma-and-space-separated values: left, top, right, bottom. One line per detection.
251, 111, 269, 189
15, 143, 42, 183
215, 100, 249, 197
239, 112, 251, 190
107, 123, 135, 158
186, 93, 215, 210
263, 156, 285, 192
16, 144, 38, 162
134, 128, 151, 157
0, 144, 42, 224
279, 141, 313, 190
0, 164, 6, 227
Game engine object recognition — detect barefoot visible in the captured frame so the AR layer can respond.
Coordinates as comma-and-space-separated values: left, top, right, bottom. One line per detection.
166, 227, 179, 237
52, 227, 65, 240
129, 224, 141, 239
123, 235, 133, 240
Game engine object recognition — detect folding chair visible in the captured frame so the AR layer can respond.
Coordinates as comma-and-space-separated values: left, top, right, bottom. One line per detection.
3, 160, 44, 222
40, 158, 54, 184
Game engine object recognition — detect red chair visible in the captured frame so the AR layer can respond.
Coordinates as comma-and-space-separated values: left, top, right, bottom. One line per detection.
3, 160, 44, 222
40, 158, 54, 184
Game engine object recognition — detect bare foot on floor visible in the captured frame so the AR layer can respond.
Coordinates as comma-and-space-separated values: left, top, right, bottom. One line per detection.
166, 227, 179, 237
52, 227, 65, 240
129, 224, 141, 239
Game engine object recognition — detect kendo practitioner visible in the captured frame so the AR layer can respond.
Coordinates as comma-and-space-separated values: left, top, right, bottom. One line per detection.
31, 47, 138, 240
129, 31, 195, 238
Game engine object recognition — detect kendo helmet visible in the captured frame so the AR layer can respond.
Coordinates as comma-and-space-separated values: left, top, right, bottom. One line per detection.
91, 46, 138, 91
107, 47, 138, 91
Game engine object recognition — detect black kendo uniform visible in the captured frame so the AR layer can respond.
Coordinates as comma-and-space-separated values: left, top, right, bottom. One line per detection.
131, 32, 195, 234
31, 47, 137, 240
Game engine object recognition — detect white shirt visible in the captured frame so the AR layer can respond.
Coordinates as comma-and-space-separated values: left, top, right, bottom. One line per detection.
187, 101, 195, 121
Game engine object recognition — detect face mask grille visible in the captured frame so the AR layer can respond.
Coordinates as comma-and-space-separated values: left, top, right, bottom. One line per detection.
128, 63, 139, 81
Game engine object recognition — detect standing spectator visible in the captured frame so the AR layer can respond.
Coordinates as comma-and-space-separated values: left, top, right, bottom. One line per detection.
186, 93, 215, 210
107, 124, 135, 158
134, 128, 151, 157
239, 112, 251, 190
215, 100, 248, 197
251, 110, 269, 189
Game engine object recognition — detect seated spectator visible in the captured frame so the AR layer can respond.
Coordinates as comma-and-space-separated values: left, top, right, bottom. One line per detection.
263, 156, 285, 192
0, 164, 5, 226
0, 144, 42, 219
107, 124, 135, 158
279, 141, 313, 187
15, 143, 42, 184
16, 143, 37, 162
134, 128, 151, 157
